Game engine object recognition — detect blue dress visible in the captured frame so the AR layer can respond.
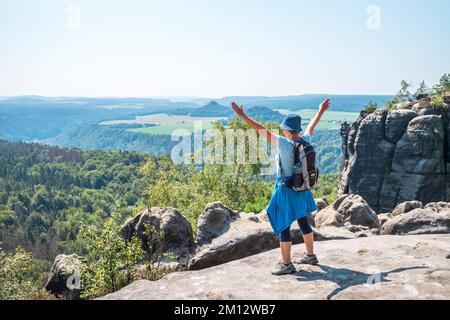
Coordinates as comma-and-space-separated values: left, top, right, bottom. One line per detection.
266, 135, 318, 235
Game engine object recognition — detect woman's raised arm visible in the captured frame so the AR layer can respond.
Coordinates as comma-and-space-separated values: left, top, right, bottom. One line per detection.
304, 98, 331, 137
231, 102, 278, 147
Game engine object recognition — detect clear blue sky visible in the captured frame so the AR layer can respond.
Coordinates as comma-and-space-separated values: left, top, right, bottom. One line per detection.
1, 0, 449, 97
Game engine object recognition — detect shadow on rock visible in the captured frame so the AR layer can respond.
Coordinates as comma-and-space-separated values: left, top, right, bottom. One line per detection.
294, 264, 428, 300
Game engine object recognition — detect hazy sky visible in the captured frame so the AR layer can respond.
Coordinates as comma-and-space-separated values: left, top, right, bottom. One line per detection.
1, 0, 449, 98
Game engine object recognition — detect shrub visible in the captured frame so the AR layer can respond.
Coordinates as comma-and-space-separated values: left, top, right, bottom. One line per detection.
360, 101, 378, 118
0, 247, 46, 300
79, 210, 145, 299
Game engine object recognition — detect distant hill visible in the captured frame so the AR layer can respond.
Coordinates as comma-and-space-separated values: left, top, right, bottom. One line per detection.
184, 94, 394, 112
0, 96, 199, 141
167, 101, 285, 122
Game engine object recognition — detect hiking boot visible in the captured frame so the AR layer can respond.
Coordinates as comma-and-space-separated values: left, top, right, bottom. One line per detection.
294, 253, 319, 265
271, 262, 296, 276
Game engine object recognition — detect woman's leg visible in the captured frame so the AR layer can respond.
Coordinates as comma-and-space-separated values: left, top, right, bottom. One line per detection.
271, 226, 296, 275
302, 233, 314, 255
279, 227, 292, 264
298, 217, 314, 255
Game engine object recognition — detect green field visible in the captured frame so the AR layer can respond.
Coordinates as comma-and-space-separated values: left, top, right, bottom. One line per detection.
101, 110, 359, 136
129, 122, 217, 135
101, 113, 226, 135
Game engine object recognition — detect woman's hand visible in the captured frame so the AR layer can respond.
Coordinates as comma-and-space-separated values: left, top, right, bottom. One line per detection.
230, 102, 277, 146
231, 102, 246, 118
305, 98, 331, 136
319, 98, 331, 112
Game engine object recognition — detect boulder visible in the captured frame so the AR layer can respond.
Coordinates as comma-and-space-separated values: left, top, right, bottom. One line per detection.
188, 217, 279, 270
315, 198, 328, 212
46, 254, 83, 300
337, 195, 380, 229
313, 226, 358, 240
315, 194, 380, 230
392, 201, 423, 216
424, 202, 450, 213
444, 92, 450, 105
315, 207, 344, 228
256, 209, 269, 222
381, 209, 450, 235
377, 213, 392, 226
196, 202, 240, 245
121, 207, 195, 257
99, 234, 450, 300
412, 98, 431, 111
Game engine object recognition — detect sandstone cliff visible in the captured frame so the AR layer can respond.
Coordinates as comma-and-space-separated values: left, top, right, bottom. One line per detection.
340, 106, 450, 213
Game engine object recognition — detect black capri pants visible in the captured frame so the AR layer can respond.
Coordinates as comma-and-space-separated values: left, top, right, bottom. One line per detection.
280, 216, 313, 242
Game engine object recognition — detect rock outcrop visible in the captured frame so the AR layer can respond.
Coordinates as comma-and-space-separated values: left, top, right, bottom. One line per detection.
188, 212, 279, 270
45, 254, 83, 300
196, 202, 240, 245
121, 207, 195, 267
381, 208, 450, 236
188, 201, 359, 271
392, 201, 423, 216
315, 194, 381, 233
99, 234, 450, 300
340, 106, 450, 213
377, 213, 392, 226
424, 202, 450, 213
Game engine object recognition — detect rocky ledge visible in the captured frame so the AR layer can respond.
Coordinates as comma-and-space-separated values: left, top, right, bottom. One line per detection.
47, 197, 450, 299
99, 234, 450, 300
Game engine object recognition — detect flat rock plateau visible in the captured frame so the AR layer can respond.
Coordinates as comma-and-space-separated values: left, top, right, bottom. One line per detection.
100, 234, 450, 300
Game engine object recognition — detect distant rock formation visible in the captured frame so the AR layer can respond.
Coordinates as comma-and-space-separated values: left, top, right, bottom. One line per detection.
340, 105, 450, 213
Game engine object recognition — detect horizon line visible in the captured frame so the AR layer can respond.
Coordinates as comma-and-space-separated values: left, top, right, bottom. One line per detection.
0, 93, 396, 100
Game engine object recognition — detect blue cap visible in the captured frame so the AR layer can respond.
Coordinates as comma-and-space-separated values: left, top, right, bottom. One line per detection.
280, 114, 303, 132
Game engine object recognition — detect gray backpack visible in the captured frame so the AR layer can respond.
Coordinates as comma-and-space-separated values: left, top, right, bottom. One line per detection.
280, 138, 319, 191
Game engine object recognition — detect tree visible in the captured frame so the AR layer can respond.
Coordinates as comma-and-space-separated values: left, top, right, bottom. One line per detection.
360, 101, 378, 118
414, 81, 430, 98
433, 73, 450, 96
395, 80, 412, 103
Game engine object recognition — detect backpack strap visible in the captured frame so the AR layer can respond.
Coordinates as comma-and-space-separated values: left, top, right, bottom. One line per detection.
299, 144, 311, 189
294, 138, 311, 190
293, 141, 301, 165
